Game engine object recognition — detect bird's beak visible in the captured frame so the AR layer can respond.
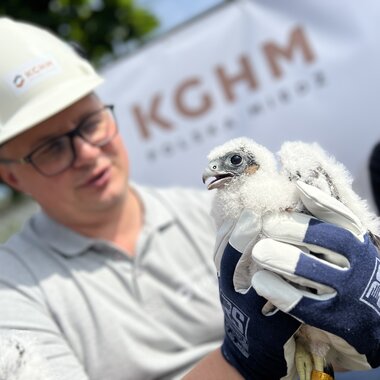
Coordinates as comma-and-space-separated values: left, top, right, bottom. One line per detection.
202, 167, 234, 190
202, 168, 214, 187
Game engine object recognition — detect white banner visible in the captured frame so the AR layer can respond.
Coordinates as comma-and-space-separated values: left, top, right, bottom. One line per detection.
98, 0, 380, 209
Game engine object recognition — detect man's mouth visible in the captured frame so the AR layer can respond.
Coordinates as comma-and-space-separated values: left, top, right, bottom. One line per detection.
79, 167, 111, 188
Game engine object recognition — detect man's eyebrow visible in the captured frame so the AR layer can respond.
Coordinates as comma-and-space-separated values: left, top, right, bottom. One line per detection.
76, 106, 103, 125
29, 107, 102, 151
28, 130, 67, 152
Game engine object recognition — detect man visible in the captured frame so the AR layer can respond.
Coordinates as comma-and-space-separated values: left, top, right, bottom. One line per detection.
0, 17, 224, 379
0, 17, 379, 380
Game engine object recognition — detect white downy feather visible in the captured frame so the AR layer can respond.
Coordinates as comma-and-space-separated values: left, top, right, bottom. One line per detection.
0, 332, 57, 380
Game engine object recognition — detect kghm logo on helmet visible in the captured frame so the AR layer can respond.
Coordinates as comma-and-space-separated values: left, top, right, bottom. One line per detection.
24, 59, 54, 80
360, 257, 380, 315
5, 55, 61, 95
13, 75, 25, 88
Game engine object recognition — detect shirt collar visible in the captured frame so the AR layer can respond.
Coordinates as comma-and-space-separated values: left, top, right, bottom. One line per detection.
30, 212, 96, 257
135, 184, 174, 232
28, 184, 175, 257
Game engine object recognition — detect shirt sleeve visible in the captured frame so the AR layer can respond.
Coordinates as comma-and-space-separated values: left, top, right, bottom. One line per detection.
0, 248, 89, 380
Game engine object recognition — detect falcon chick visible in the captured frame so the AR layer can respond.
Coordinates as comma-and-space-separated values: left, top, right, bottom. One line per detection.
202, 137, 299, 228
203, 137, 380, 380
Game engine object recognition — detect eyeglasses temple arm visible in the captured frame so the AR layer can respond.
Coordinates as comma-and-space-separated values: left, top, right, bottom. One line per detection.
0, 157, 28, 164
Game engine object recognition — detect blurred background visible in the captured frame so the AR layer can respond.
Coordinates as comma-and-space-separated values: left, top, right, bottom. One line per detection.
1, 2, 380, 379
3, 1, 380, 244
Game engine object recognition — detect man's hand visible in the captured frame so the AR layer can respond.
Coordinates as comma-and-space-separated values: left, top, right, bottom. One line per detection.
250, 182, 380, 370
214, 211, 301, 380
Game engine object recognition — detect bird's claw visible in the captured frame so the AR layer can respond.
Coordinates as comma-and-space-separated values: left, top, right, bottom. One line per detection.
295, 340, 313, 380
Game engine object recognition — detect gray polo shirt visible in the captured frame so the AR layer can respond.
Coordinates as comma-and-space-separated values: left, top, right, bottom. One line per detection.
0, 185, 224, 380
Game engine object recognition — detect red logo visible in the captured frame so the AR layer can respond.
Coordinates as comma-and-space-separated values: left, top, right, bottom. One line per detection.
13, 75, 25, 88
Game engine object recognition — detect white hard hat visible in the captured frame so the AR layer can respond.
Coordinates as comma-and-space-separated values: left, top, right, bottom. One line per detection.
0, 18, 104, 145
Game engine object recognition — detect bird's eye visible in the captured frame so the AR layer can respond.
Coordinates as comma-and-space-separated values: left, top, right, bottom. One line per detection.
230, 154, 242, 165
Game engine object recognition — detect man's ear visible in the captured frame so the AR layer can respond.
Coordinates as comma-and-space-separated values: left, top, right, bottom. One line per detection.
0, 167, 24, 193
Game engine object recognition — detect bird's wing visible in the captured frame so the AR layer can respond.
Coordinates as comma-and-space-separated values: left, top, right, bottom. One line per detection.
278, 141, 380, 235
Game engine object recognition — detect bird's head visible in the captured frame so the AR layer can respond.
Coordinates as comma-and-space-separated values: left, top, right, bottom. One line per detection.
202, 137, 277, 190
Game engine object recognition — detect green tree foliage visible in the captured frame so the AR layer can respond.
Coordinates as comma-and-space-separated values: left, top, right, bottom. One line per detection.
0, 0, 159, 66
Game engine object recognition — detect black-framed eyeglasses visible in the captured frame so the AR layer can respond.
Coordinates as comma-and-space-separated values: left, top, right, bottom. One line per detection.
0, 105, 117, 177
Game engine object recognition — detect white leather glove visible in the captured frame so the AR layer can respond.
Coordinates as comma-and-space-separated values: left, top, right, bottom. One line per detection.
250, 181, 380, 371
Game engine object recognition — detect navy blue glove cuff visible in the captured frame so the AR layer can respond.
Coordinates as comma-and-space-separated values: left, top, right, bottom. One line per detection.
221, 339, 283, 380
367, 342, 380, 368
219, 242, 301, 379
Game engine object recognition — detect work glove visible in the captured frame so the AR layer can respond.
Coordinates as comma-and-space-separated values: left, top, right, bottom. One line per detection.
251, 181, 380, 371
214, 211, 301, 380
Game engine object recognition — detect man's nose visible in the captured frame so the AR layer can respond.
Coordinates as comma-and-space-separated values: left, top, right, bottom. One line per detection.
71, 135, 101, 167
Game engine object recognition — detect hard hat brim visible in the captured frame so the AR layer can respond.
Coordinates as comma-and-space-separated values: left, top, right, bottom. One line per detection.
1, 75, 104, 145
